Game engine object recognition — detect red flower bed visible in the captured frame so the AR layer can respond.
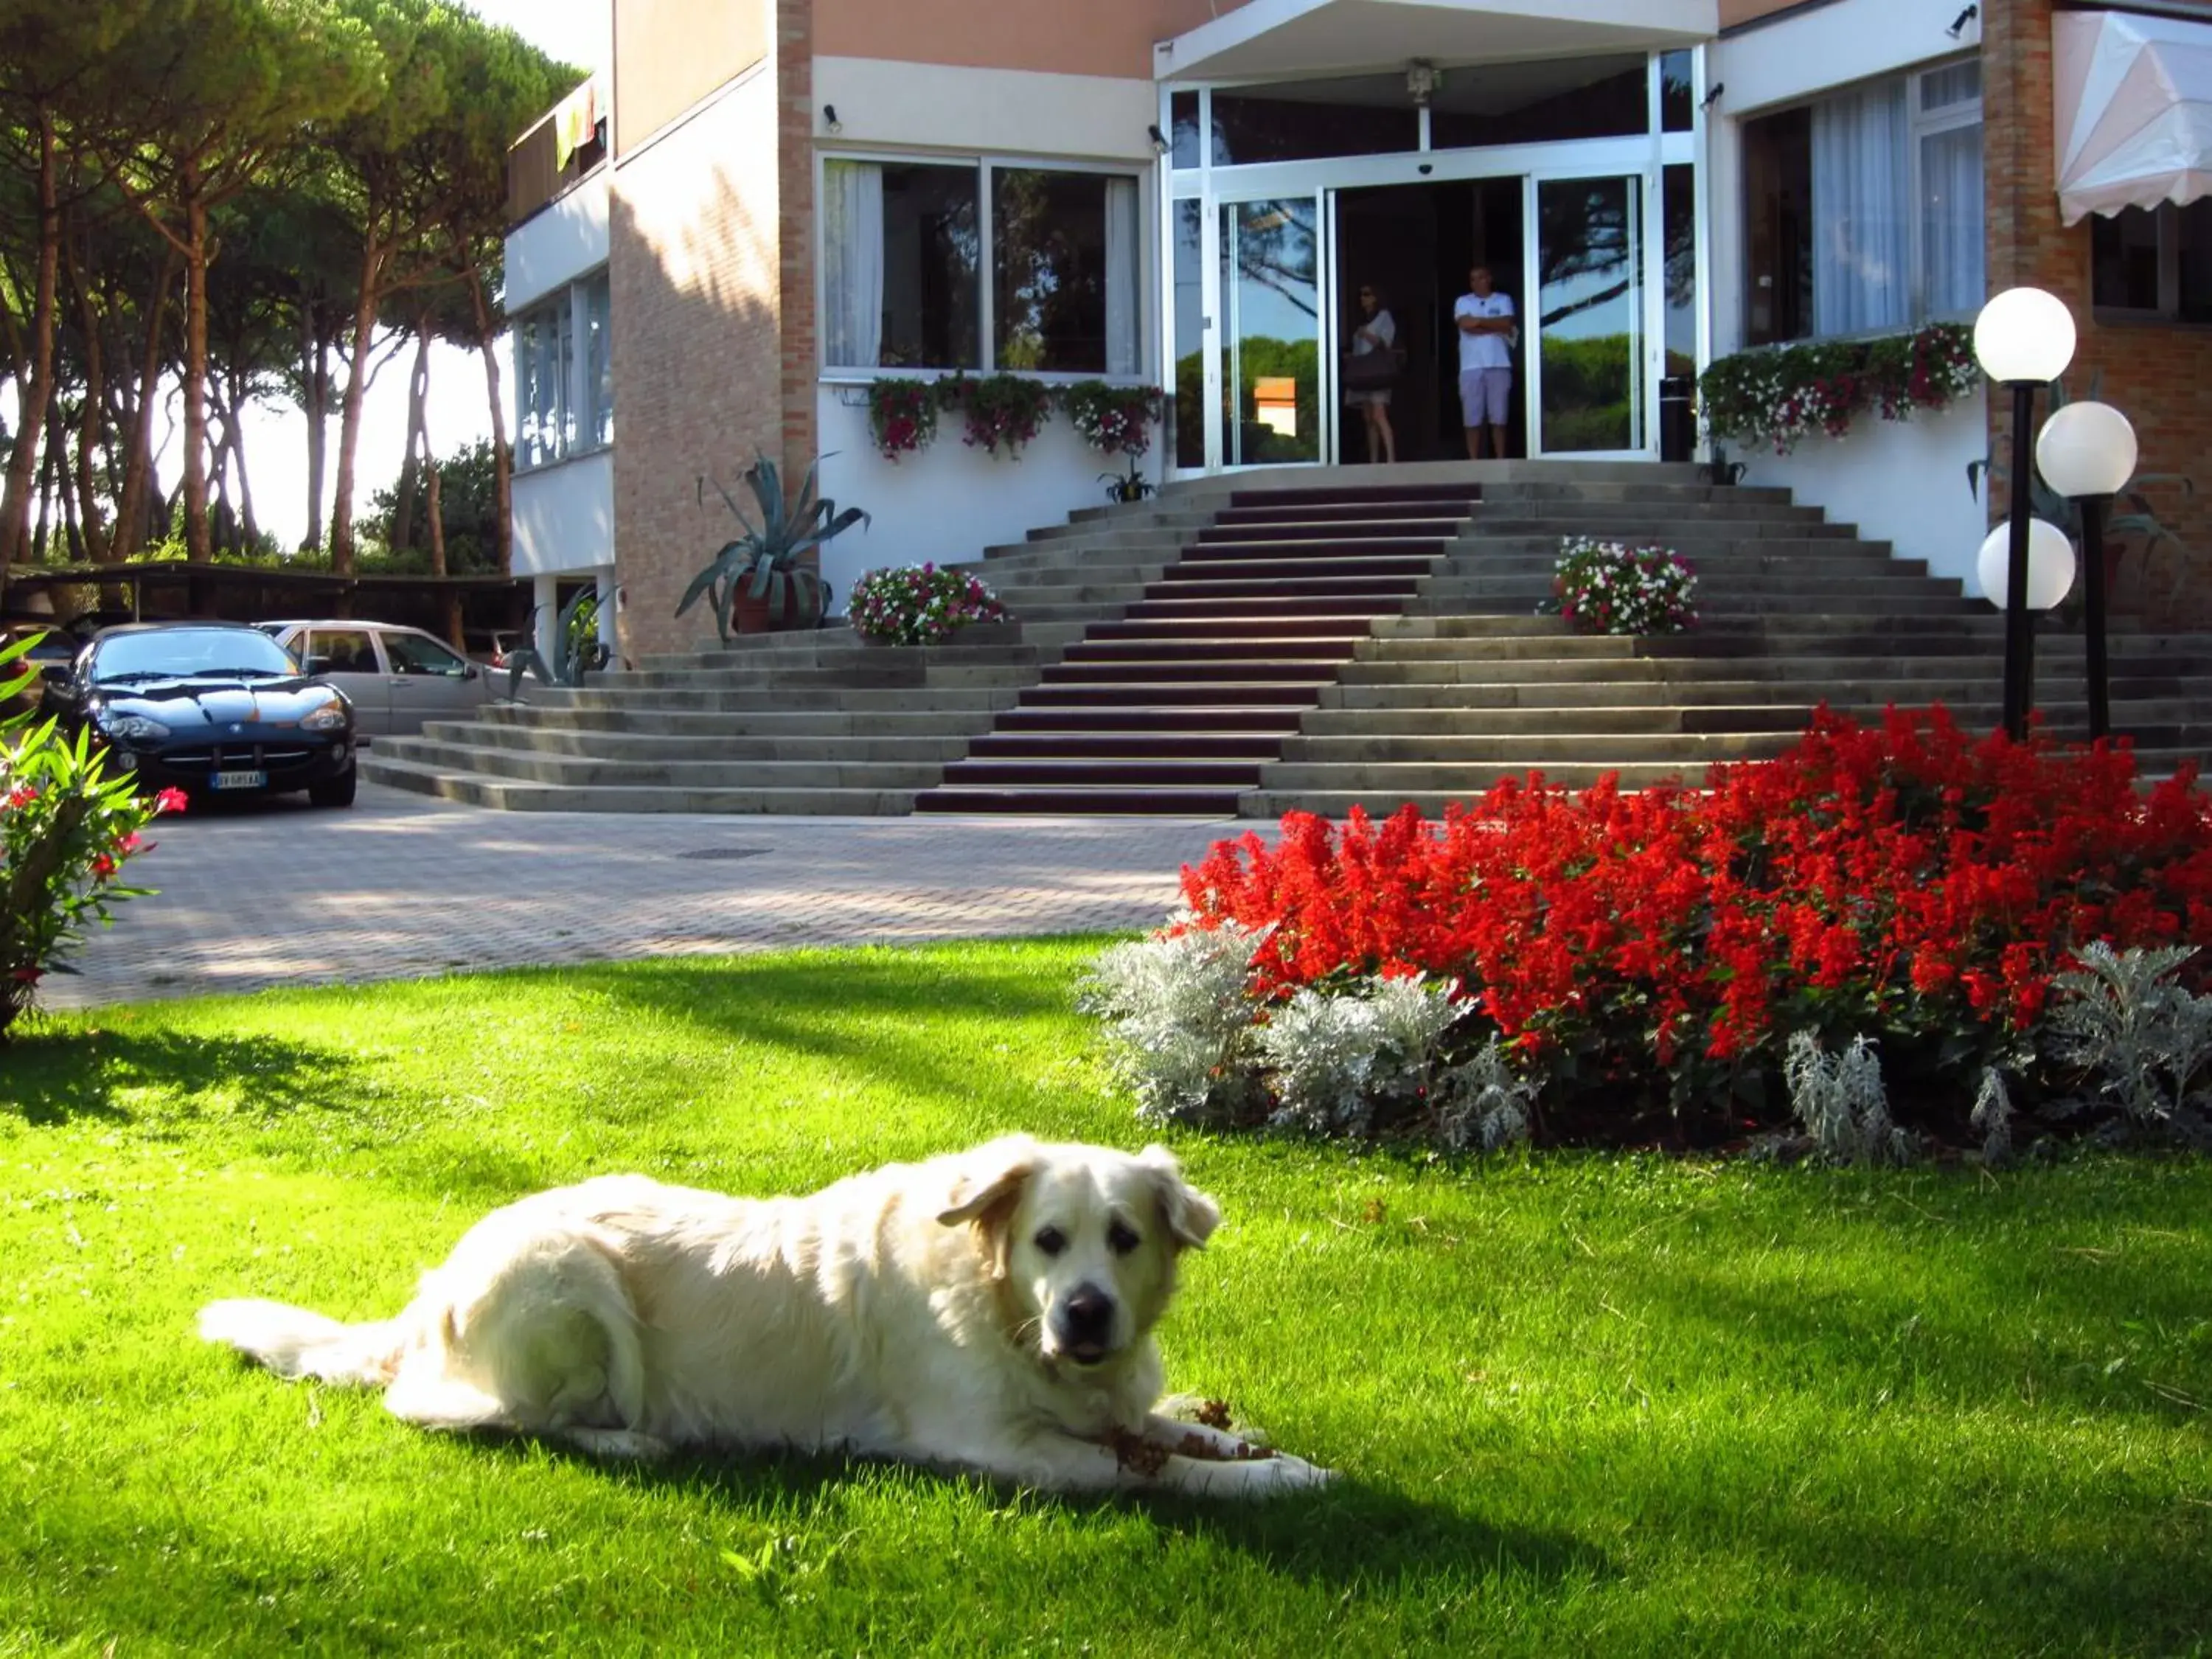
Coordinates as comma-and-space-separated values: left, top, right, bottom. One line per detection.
1178, 709, 2212, 1130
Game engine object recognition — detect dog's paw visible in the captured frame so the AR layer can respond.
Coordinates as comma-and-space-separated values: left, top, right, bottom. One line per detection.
1264, 1450, 1336, 1491
561, 1425, 671, 1461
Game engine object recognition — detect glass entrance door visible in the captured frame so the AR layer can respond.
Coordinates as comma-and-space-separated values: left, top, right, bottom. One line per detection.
1531, 174, 1649, 456
1219, 195, 1326, 467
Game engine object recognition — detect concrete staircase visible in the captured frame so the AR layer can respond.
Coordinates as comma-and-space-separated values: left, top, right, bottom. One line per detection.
354, 490, 1214, 812
362, 462, 2212, 815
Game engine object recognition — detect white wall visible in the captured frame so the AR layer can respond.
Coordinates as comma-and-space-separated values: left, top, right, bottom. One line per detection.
513, 448, 613, 577
1736, 388, 1991, 592
814, 390, 1163, 610
813, 57, 1156, 164
507, 168, 611, 310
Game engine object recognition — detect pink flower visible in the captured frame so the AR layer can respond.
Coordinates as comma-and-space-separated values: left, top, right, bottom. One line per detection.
153, 788, 187, 814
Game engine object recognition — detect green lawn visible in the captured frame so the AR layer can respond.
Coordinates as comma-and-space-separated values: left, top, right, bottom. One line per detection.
3, 940, 2208, 1657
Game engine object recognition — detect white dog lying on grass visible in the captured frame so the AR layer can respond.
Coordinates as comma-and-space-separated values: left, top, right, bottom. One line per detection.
200, 1135, 1334, 1498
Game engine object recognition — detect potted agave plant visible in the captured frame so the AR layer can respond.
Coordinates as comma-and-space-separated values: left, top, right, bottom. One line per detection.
677, 453, 869, 640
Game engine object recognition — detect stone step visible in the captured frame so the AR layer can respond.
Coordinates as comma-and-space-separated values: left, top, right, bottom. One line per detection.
472, 704, 999, 738
360, 753, 919, 815
967, 731, 1289, 759
1316, 675, 2212, 712
997, 704, 1309, 733
1063, 635, 1369, 663
913, 783, 1244, 816
544, 685, 1024, 713
380, 736, 948, 790
420, 720, 976, 763
938, 756, 1266, 787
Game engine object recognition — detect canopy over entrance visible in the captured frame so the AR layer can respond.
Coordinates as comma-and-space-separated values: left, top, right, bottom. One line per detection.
2055, 8, 2212, 225
1154, 0, 1713, 84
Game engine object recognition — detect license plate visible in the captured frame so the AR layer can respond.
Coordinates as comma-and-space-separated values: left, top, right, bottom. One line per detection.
211, 768, 267, 790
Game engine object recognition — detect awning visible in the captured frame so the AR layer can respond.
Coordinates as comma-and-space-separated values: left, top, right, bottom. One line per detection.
1154, 0, 1713, 85
2054, 9, 2212, 225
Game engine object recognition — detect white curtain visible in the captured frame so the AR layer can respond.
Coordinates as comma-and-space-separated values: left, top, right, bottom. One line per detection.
1812, 81, 1909, 335
823, 160, 885, 369
1920, 122, 1985, 317
1105, 175, 1139, 377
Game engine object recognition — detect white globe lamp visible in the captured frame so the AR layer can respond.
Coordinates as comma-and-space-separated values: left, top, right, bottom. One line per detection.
1973, 287, 2078, 385
2036, 400, 2137, 498
1977, 518, 2076, 611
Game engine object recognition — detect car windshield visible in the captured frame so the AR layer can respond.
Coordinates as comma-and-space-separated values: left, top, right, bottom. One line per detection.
91, 628, 299, 684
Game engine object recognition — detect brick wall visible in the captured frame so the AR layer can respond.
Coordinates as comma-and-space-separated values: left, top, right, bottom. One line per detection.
608, 66, 786, 661
1983, 0, 2212, 625
777, 0, 818, 475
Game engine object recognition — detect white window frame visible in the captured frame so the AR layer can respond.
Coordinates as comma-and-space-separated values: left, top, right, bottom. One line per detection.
514, 266, 613, 475
817, 151, 1151, 383
1740, 55, 1983, 345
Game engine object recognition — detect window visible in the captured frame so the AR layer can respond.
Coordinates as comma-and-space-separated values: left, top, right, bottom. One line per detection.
305, 630, 379, 677
583, 270, 613, 446
514, 270, 612, 471
2092, 200, 2212, 321
515, 297, 572, 469
823, 158, 1141, 375
1742, 58, 1983, 344
384, 632, 469, 677
994, 170, 1139, 374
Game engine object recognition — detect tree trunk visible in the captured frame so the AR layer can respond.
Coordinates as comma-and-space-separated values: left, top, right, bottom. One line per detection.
302, 308, 329, 552
180, 179, 212, 567
392, 321, 431, 552
465, 262, 512, 573
29, 403, 59, 561
0, 111, 62, 603
330, 242, 388, 578
67, 237, 111, 562
111, 252, 174, 560
423, 431, 462, 650
232, 380, 259, 550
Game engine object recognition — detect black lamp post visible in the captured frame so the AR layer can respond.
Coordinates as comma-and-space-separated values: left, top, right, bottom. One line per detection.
2037, 400, 2140, 743
1972, 288, 2078, 740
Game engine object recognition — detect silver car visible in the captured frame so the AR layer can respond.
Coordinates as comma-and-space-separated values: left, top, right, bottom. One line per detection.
257, 620, 496, 739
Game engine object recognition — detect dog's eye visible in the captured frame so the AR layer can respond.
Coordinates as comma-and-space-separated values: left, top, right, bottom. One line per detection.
1033, 1226, 1067, 1256
1107, 1220, 1141, 1256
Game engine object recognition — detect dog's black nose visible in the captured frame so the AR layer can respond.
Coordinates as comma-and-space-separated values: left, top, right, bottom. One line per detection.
1060, 1284, 1115, 1341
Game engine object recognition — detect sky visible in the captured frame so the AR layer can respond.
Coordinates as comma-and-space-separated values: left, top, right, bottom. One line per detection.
218, 1, 611, 551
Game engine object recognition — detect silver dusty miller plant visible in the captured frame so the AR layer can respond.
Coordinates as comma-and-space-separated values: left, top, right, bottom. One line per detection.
1254, 972, 1461, 1136
1076, 919, 1269, 1124
1434, 1034, 1539, 1151
2042, 942, 2212, 1144
1782, 1032, 1916, 1166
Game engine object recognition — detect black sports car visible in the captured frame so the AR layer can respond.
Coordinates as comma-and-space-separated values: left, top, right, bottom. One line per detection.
40, 622, 359, 807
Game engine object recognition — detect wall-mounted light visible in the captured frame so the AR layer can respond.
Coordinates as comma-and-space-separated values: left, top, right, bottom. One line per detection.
1946, 4, 1978, 38
822, 103, 841, 133
1406, 60, 1441, 108
1148, 123, 1169, 156
1700, 81, 1725, 111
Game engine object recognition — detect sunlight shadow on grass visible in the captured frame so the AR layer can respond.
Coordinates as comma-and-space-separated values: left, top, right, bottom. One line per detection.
1, 1027, 363, 1127
440, 1430, 1607, 1593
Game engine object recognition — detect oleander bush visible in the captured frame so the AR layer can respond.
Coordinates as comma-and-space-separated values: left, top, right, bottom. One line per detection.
1085, 708, 2212, 1152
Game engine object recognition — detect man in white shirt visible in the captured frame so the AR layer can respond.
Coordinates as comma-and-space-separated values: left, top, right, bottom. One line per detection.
1453, 265, 1515, 460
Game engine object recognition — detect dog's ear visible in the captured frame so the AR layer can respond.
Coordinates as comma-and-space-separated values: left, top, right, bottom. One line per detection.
1138, 1144, 1221, 1251
936, 1135, 1039, 1228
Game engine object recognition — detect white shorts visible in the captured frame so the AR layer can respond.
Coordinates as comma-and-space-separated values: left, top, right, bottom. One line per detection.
1460, 367, 1512, 428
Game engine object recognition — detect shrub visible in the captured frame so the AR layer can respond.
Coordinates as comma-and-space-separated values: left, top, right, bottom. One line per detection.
1061, 383, 1162, 457
1, 633, 178, 1040
959, 374, 1054, 459
867, 378, 941, 461
1699, 323, 1980, 455
845, 563, 1007, 647
1554, 537, 1698, 636
1148, 708, 2212, 1147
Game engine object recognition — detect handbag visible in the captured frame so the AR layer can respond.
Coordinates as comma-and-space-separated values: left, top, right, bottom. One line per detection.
1341, 347, 1402, 392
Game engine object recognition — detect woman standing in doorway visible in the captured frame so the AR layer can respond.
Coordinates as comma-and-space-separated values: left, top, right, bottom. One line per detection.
1346, 284, 1399, 465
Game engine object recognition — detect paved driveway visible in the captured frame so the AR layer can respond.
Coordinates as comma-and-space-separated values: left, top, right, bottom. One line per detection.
42, 785, 1251, 1010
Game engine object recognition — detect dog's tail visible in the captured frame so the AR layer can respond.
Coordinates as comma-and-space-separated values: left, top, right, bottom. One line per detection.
198, 1298, 406, 1388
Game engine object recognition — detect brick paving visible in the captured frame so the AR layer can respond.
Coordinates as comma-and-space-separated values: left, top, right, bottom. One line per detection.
41, 783, 1250, 1011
